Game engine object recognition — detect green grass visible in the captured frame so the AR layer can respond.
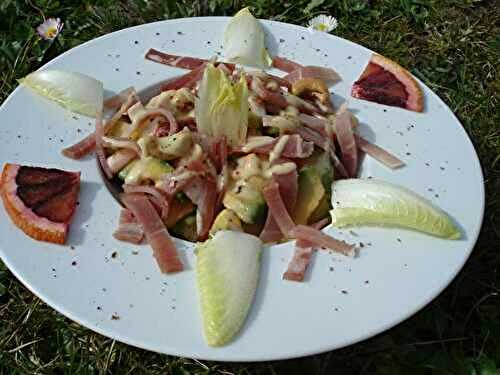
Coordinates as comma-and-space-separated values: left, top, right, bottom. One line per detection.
0, 0, 499, 373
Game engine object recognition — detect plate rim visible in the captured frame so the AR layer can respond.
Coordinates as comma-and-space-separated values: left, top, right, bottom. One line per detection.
0, 16, 486, 362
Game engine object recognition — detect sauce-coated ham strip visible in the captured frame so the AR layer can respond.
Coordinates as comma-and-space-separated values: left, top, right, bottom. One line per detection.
234, 134, 314, 159
272, 56, 303, 72
355, 135, 405, 169
122, 193, 183, 273
290, 225, 356, 257
113, 208, 144, 244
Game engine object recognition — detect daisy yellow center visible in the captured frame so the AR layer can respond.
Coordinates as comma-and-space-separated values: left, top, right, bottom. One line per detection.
314, 24, 328, 31
45, 26, 58, 38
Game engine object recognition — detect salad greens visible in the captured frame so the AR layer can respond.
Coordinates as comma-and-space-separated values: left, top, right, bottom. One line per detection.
196, 230, 262, 346
223, 7, 272, 69
330, 179, 461, 239
195, 64, 249, 146
19, 70, 103, 117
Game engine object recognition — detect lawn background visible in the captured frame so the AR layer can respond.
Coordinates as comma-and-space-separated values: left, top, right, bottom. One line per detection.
0, 0, 499, 373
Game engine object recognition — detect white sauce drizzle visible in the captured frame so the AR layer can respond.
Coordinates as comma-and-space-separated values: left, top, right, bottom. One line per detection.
262, 162, 296, 179
269, 135, 289, 163
241, 136, 275, 153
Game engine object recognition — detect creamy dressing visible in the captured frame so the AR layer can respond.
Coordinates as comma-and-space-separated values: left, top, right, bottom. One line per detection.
217, 166, 229, 192
269, 135, 289, 163
232, 154, 261, 180
269, 115, 301, 132
178, 143, 203, 166
241, 136, 274, 152
262, 162, 296, 179
232, 153, 296, 182
127, 101, 146, 123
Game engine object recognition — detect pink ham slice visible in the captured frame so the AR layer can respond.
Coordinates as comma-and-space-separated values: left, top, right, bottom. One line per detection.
272, 56, 303, 72
335, 106, 358, 177
355, 135, 405, 169
282, 218, 331, 282
282, 240, 314, 282
62, 134, 97, 160
298, 113, 331, 138
260, 169, 298, 243
183, 176, 217, 241
95, 112, 113, 179
262, 181, 296, 237
293, 126, 348, 178
251, 77, 288, 109
284, 66, 341, 85
121, 193, 183, 273
161, 64, 207, 91
123, 185, 170, 221
145, 49, 236, 71
156, 158, 206, 197
113, 208, 144, 244
290, 225, 356, 257
63, 88, 138, 159
103, 87, 135, 110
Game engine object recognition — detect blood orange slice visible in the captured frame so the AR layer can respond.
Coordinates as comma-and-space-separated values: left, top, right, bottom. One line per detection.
0, 163, 80, 244
351, 54, 424, 112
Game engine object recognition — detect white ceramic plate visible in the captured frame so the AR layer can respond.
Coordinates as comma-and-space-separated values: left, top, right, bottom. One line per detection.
0, 17, 484, 361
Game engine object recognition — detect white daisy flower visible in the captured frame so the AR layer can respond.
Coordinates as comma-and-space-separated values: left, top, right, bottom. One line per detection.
36, 18, 64, 41
307, 15, 338, 33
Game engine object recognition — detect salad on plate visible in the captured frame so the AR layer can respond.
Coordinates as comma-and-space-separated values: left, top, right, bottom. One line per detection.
0, 8, 461, 347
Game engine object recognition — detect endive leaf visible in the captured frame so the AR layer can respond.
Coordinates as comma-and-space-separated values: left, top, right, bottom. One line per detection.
195, 64, 248, 146
223, 7, 272, 69
330, 179, 461, 239
19, 70, 103, 117
196, 230, 262, 346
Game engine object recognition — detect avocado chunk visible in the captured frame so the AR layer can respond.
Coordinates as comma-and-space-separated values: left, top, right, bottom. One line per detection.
223, 177, 267, 224
306, 151, 334, 223
119, 157, 173, 185
145, 128, 193, 160
210, 209, 243, 235
171, 214, 197, 242
293, 166, 325, 225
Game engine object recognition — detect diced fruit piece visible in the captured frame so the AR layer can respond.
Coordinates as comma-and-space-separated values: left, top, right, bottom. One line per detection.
223, 180, 267, 224
330, 179, 460, 239
196, 230, 262, 346
123, 157, 173, 185
165, 197, 195, 228
108, 119, 132, 138
117, 159, 138, 181
210, 209, 243, 235
0, 163, 80, 244
351, 54, 424, 112
171, 214, 197, 242
293, 166, 325, 225
143, 128, 193, 160
309, 193, 331, 224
